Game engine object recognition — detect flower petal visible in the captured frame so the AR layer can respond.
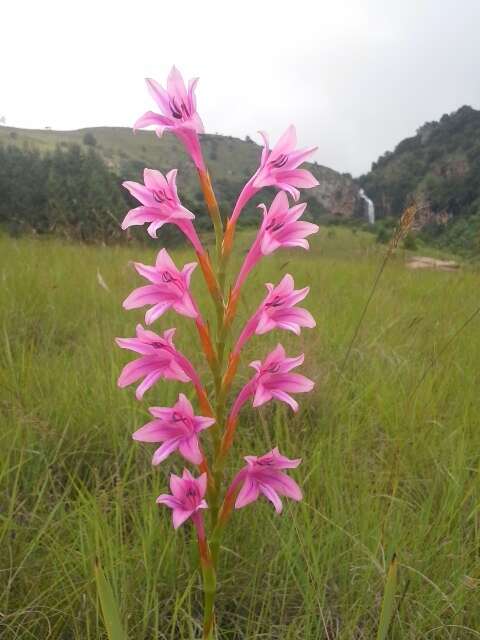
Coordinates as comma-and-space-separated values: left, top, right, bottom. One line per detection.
260, 483, 283, 513
145, 302, 172, 325
270, 125, 297, 158
123, 181, 155, 207
252, 383, 272, 408
156, 494, 181, 509
235, 478, 260, 509
121, 206, 156, 230
134, 111, 171, 131
178, 435, 202, 464
152, 439, 181, 465
123, 285, 165, 310
172, 508, 193, 529
135, 370, 164, 400
132, 419, 178, 442
145, 77, 171, 113
269, 474, 303, 501
271, 389, 299, 411
117, 357, 158, 387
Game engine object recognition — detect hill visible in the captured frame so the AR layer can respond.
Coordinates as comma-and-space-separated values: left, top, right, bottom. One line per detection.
359, 105, 480, 253
0, 125, 356, 225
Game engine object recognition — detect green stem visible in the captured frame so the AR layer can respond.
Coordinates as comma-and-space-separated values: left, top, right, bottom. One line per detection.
201, 563, 217, 640
194, 159, 247, 640
196, 530, 217, 640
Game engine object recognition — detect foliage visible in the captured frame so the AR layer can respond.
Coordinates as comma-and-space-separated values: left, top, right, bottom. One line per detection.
402, 233, 418, 251
421, 210, 480, 257
0, 126, 349, 242
83, 132, 97, 147
375, 226, 390, 244
94, 561, 127, 640
359, 106, 480, 231
0, 143, 126, 241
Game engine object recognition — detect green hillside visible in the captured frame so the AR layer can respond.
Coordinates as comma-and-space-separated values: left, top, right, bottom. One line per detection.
0, 125, 356, 223
359, 106, 480, 254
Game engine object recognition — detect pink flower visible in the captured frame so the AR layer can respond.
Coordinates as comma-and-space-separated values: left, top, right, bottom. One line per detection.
157, 469, 208, 529
122, 168, 203, 252
229, 344, 314, 424
133, 393, 215, 465
254, 126, 318, 197
233, 274, 315, 354
116, 325, 199, 400
258, 191, 319, 254
230, 125, 318, 224
233, 192, 319, 293
123, 249, 199, 324
134, 66, 206, 171
233, 448, 302, 513
249, 344, 314, 410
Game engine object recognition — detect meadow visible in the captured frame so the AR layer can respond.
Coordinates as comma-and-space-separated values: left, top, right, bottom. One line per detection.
1, 227, 479, 639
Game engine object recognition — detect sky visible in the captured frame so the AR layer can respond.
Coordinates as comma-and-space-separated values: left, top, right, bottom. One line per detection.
2, 0, 480, 176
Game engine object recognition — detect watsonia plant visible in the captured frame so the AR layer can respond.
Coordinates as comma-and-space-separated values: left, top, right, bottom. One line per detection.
116, 66, 319, 638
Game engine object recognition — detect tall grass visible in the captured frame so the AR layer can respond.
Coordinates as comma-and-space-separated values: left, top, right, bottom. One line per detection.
1, 228, 479, 638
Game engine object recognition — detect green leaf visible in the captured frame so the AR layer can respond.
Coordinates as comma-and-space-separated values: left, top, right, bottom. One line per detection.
94, 560, 127, 640
376, 553, 398, 640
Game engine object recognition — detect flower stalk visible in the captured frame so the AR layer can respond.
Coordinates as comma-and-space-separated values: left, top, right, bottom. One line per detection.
117, 66, 319, 639
198, 169, 224, 264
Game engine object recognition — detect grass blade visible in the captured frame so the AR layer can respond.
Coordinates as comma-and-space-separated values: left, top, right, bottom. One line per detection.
376, 554, 398, 640
94, 560, 127, 640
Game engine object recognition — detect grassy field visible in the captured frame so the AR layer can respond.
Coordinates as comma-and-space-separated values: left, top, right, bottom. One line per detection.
1, 227, 480, 639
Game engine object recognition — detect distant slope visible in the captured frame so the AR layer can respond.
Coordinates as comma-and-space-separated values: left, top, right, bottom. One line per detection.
359, 105, 480, 226
0, 125, 356, 221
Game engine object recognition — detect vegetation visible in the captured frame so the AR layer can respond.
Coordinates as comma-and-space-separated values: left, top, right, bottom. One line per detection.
0, 143, 125, 241
1, 228, 479, 638
4, 109, 480, 254
0, 126, 354, 241
421, 212, 480, 257
402, 233, 418, 251
360, 106, 480, 255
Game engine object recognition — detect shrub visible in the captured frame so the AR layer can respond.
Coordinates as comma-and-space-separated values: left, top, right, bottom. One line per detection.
82, 132, 97, 147
376, 226, 390, 244
403, 233, 418, 251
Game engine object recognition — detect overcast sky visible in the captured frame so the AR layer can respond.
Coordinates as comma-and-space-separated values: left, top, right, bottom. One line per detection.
2, 0, 479, 176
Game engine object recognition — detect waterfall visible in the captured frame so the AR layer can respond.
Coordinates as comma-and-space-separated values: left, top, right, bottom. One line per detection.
358, 189, 375, 224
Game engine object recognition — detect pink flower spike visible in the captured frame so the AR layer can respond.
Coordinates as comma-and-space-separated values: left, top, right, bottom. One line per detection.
123, 249, 199, 324
157, 469, 208, 529
232, 192, 319, 294
116, 325, 197, 400
122, 168, 203, 252
234, 448, 302, 513
133, 393, 215, 465
134, 66, 206, 171
229, 126, 318, 225
233, 274, 316, 354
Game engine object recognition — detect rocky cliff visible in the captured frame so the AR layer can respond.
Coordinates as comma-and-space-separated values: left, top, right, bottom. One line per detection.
358, 105, 480, 227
